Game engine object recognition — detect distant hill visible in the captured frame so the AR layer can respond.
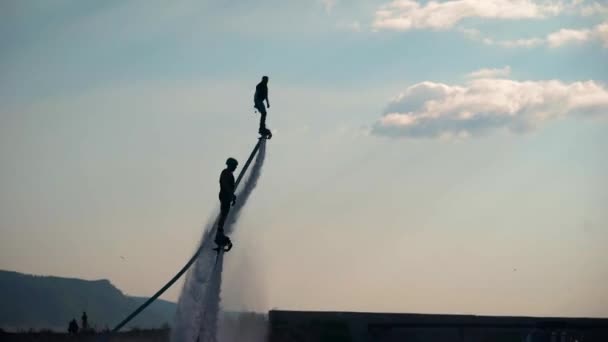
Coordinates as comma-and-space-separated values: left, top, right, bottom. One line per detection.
0, 270, 176, 331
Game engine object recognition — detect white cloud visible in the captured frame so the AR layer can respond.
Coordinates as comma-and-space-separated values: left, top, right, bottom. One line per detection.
370, 1, 606, 49
580, 2, 608, 16
468, 32, 544, 47
373, 0, 563, 31
459, 27, 541, 47
461, 21, 608, 48
320, 0, 337, 13
372, 76, 608, 138
547, 28, 593, 47
545, 21, 608, 48
468, 66, 512, 79
495, 37, 545, 47
469, 35, 545, 48
596, 22, 608, 47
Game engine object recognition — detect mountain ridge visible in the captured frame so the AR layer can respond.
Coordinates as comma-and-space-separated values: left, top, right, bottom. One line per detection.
0, 269, 176, 331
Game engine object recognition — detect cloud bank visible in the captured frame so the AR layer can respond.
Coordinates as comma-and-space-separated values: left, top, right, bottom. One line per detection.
461, 21, 608, 48
580, 1, 608, 16
467, 66, 512, 79
373, 0, 562, 31
370, 1, 607, 50
372, 73, 608, 139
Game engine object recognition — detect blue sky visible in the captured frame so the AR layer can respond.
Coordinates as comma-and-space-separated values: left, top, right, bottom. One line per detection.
1, 0, 607, 317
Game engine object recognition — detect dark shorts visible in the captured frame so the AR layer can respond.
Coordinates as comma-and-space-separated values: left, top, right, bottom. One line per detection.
254, 100, 266, 114
219, 193, 232, 213
220, 199, 231, 213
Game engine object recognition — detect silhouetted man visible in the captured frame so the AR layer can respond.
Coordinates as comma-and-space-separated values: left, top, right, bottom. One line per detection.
214, 157, 238, 252
81, 311, 88, 331
68, 319, 79, 334
254, 76, 271, 138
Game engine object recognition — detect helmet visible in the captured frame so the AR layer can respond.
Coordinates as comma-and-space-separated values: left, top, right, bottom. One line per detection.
262, 75, 269, 82
226, 157, 238, 167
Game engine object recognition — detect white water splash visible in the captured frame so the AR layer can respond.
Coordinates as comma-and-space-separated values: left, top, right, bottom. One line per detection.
172, 140, 267, 342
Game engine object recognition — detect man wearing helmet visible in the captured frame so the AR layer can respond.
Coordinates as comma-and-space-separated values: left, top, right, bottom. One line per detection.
215, 157, 238, 251
254, 76, 272, 139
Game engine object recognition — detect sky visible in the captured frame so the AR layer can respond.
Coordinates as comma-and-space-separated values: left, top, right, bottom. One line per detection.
1, 0, 607, 318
